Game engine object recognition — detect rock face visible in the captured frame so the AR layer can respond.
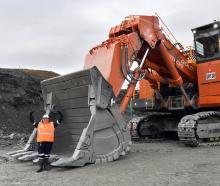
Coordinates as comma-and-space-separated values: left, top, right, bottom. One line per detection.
0, 68, 59, 135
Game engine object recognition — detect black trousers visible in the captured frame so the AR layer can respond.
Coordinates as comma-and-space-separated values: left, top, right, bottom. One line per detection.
38, 142, 53, 159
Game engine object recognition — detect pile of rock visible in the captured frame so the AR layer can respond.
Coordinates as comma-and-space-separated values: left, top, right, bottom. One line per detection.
0, 68, 59, 138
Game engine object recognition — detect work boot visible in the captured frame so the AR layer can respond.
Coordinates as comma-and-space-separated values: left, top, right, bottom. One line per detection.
36, 159, 44, 173
43, 158, 51, 171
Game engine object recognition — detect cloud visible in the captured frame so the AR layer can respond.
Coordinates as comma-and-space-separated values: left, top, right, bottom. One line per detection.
0, 0, 219, 74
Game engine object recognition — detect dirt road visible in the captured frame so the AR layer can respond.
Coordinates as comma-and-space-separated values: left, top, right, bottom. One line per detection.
1, 141, 220, 186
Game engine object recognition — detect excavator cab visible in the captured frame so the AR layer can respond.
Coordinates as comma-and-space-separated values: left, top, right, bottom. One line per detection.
192, 21, 220, 107
192, 21, 220, 62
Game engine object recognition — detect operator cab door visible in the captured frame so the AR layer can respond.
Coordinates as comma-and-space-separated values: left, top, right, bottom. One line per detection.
193, 21, 220, 107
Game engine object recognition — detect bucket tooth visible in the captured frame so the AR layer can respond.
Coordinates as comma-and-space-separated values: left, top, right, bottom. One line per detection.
7, 149, 27, 156
12, 151, 34, 158
7, 128, 37, 156
51, 156, 85, 167
18, 152, 38, 161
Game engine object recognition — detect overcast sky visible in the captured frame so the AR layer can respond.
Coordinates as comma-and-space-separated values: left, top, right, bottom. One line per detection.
0, 0, 219, 74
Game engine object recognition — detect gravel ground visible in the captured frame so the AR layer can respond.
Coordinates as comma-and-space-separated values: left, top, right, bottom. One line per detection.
1, 141, 220, 186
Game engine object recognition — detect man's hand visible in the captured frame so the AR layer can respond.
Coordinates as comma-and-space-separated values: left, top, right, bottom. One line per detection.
57, 111, 63, 124
29, 111, 36, 124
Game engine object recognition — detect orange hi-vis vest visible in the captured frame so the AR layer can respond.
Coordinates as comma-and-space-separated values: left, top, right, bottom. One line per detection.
37, 121, 55, 142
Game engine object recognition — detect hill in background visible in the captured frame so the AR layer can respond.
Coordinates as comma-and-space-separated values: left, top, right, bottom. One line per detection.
0, 68, 59, 137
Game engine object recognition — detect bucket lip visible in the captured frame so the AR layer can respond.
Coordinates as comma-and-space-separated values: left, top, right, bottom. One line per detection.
41, 67, 99, 85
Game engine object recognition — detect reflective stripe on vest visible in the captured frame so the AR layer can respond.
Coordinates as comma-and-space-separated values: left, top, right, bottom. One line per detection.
37, 121, 55, 142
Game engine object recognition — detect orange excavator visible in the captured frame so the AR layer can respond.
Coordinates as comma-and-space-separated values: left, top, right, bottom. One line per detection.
129, 16, 220, 146
9, 14, 220, 167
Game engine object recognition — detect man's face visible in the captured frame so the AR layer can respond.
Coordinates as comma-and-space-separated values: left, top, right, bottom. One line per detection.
42, 118, 49, 123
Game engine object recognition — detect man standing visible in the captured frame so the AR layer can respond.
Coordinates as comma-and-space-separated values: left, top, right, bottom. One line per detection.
33, 113, 62, 173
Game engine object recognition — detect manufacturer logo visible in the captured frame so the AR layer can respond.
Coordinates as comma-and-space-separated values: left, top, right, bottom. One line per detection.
206, 72, 216, 80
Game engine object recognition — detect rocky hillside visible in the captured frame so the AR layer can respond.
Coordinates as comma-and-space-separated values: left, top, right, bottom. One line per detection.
0, 68, 59, 136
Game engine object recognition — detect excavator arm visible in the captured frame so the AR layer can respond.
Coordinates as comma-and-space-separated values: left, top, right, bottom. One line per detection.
85, 15, 197, 110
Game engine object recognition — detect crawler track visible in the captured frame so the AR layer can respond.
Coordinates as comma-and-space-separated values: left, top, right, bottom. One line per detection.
128, 112, 176, 139
178, 111, 220, 147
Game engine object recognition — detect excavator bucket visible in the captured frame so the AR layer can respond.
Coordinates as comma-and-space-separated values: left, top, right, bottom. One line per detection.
8, 66, 131, 167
